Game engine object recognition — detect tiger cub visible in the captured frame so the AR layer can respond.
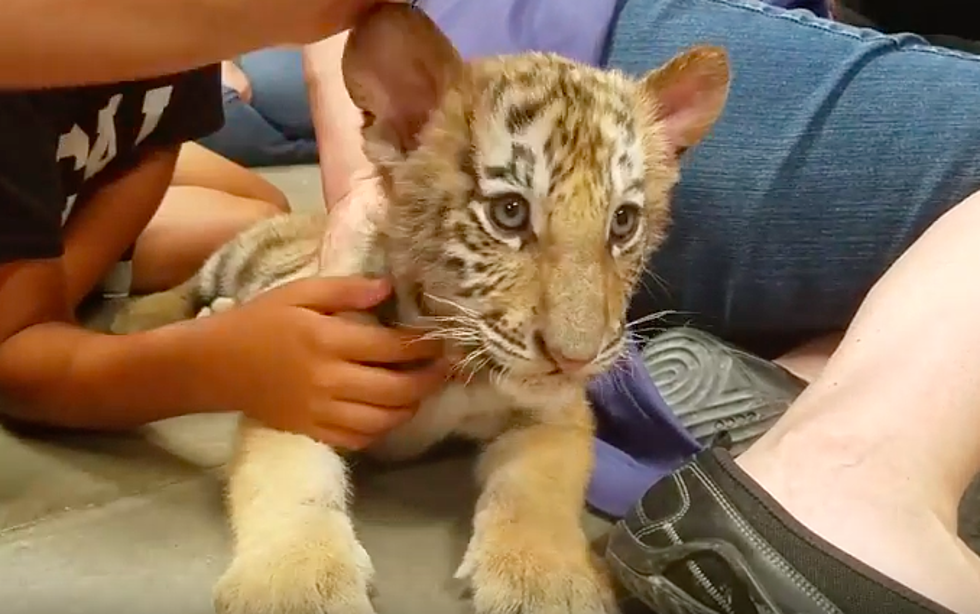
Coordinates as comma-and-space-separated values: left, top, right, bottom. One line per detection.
112, 5, 729, 614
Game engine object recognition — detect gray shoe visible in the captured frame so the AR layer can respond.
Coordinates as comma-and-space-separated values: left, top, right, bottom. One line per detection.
640, 328, 808, 455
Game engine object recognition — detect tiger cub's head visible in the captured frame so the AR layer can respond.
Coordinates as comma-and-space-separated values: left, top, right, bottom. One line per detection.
343, 4, 729, 401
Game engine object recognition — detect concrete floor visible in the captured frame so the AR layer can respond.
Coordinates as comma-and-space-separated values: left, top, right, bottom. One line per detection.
1, 165, 978, 614
0, 412, 620, 614
0, 165, 613, 614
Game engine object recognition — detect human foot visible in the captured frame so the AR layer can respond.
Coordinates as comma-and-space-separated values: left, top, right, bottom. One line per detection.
604, 447, 966, 614
736, 438, 980, 614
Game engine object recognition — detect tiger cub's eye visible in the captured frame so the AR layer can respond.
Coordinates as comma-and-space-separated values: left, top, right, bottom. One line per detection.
609, 204, 640, 244
487, 193, 531, 233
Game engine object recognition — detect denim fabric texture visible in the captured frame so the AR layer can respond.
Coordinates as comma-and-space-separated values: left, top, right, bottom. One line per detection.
606, 0, 980, 340
197, 49, 319, 168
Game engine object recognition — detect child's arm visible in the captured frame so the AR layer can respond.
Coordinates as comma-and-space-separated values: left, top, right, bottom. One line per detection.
0, 147, 228, 428
61, 148, 177, 308
0, 259, 223, 429
304, 31, 377, 209
2, 0, 391, 89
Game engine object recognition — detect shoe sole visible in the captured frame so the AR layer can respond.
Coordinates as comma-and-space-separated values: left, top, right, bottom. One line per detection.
641, 328, 807, 455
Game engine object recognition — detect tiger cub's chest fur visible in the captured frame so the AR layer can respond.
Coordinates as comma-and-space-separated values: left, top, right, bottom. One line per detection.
367, 381, 515, 461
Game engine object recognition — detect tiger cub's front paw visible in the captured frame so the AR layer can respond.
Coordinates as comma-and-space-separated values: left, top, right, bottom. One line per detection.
456, 523, 618, 614
196, 297, 236, 318
213, 511, 376, 614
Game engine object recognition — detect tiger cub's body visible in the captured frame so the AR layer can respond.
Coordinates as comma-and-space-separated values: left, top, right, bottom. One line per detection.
129, 208, 530, 460
113, 5, 730, 614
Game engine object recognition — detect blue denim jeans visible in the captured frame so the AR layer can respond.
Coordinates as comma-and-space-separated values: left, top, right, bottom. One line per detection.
197, 48, 319, 168
605, 0, 980, 345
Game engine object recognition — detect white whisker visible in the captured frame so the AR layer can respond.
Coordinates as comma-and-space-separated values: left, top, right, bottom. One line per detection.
423, 292, 479, 316
454, 346, 487, 375
626, 310, 676, 330
464, 353, 493, 386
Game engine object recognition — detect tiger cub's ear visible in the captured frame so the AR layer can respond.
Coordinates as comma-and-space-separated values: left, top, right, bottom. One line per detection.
342, 4, 464, 155
639, 45, 731, 157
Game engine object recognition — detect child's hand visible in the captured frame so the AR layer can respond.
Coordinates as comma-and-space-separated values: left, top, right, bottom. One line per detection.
206, 275, 448, 450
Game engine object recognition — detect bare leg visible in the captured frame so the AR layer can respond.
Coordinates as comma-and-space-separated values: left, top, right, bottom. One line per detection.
131, 186, 286, 292
170, 142, 289, 209
130, 144, 289, 293
737, 190, 980, 613
773, 331, 843, 383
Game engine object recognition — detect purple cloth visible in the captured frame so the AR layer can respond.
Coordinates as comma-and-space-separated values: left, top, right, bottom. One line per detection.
586, 346, 702, 518
421, 0, 831, 67
419, 0, 619, 64
420, 0, 831, 520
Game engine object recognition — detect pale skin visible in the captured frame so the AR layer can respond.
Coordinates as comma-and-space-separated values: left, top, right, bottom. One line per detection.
735, 189, 980, 612
133, 142, 290, 293
771, 332, 841, 381
305, 32, 382, 210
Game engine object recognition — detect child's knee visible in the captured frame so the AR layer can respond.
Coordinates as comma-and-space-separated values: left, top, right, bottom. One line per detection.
244, 193, 290, 221
268, 187, 290, 214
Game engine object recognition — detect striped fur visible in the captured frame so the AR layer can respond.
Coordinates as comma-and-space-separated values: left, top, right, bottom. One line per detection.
112, 7, 729, 614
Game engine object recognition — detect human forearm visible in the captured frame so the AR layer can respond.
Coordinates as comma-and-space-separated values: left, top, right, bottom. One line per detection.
0, 318, 222, 430
304, 33, 377, 208
62, 148, 178, 308
2, 0, 269, 89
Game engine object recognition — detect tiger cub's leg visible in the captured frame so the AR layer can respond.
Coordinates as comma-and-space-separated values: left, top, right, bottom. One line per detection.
213, 418, 376, 614
195, 296, 236, 318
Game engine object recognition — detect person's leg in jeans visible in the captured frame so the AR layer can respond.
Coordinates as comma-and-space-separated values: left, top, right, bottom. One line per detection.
599, 0, 980, 609
196, 85, 317, 168
197, 49, 318, 167
606, 0, 980, 343
603, 0, 980, 442
604, 0, 980, 450
238, 47, 318, 142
